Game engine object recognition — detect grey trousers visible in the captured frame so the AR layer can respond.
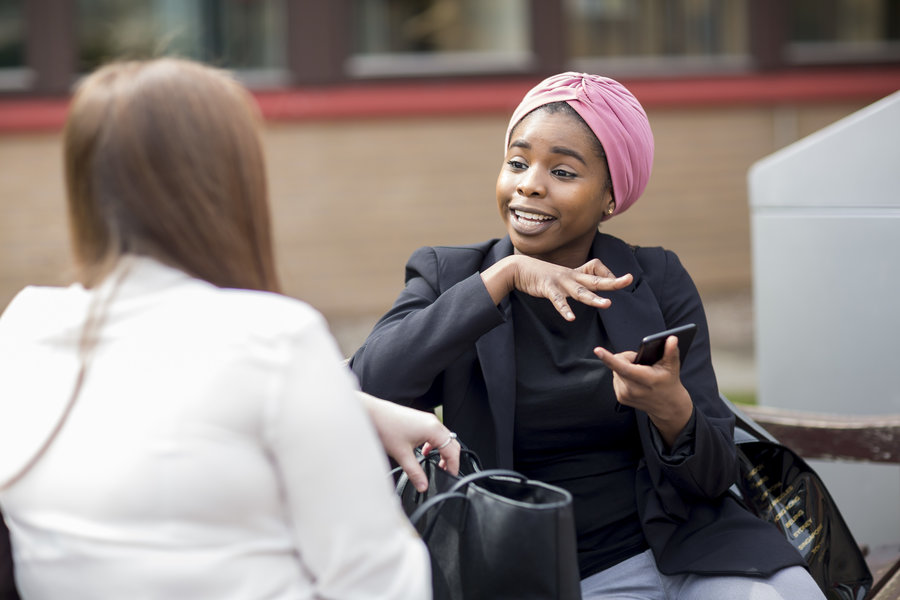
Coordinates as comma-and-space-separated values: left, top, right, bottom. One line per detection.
580, 549, 826, 600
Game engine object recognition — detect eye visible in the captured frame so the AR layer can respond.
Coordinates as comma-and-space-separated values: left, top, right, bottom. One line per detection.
507, 159, 527, 170
551, 168, 576, 178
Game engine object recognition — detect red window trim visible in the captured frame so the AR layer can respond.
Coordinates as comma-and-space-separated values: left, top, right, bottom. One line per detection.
2, 67, 899, 133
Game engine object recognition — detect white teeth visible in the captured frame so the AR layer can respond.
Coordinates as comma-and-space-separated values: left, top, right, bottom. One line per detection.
514, 209, 552, 221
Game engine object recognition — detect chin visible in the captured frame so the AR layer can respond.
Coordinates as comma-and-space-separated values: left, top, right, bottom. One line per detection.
508, 236, 541, 257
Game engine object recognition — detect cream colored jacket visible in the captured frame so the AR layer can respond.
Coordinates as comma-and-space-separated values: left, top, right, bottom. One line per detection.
0, 256, 429, 599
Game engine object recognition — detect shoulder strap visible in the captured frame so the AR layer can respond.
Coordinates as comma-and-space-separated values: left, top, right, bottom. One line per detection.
0, 258, 133, 492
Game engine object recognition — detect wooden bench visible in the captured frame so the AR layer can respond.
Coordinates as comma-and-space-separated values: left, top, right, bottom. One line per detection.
735, 403, 900, 600
4, 401, 897, 599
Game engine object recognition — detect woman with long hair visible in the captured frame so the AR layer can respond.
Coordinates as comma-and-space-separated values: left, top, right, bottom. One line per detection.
0, 58, 453, 599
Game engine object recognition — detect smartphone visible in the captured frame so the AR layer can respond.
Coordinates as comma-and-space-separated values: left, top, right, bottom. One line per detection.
634, 323, 697, 366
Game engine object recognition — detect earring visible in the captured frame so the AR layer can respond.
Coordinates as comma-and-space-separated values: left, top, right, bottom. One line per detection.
605, 203, 615, 216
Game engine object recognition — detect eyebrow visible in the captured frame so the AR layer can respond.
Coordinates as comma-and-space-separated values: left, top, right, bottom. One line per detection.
508, 139, 587, 166
550, 146, 587, 166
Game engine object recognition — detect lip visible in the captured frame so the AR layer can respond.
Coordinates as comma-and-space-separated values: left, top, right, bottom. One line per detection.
508, 206, 556, 236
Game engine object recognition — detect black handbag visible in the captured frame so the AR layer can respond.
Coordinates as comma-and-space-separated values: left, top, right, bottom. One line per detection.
397, 449, 582, 600
729, 404, 873, 600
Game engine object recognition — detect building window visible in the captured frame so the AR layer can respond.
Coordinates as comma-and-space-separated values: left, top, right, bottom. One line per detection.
348, 0, 532, 77
76, 0, 286, 85
566, 0, 751, 75
788, 0, 900, 64
0, 0, 27, 89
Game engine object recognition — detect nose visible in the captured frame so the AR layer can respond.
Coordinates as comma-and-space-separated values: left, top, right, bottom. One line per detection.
516, 167, 546, 197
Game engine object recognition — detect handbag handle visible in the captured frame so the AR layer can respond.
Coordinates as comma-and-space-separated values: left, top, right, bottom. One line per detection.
390, 449, 432, 493
408, 491, 469, 531
0, 258, 133, 492
447, 469, 526, 494
391, 445, 482, 477
392, 446, 482, 495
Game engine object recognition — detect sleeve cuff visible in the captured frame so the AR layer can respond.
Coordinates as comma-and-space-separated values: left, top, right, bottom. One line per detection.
651, 407, 697, 464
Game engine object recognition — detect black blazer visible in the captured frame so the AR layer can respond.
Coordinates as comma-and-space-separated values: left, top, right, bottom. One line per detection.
351, 232, 804, 576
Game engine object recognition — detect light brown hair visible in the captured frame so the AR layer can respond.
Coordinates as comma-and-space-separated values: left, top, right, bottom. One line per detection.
63, 58, 280, 292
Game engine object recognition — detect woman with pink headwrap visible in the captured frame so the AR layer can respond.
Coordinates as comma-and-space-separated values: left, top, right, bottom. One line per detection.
350, 73, 824, 598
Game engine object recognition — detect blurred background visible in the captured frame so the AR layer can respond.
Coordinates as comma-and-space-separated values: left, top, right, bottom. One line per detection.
2, 0, 899, 401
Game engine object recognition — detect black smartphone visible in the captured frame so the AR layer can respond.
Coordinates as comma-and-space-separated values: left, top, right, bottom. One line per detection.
634, 323, 697, 366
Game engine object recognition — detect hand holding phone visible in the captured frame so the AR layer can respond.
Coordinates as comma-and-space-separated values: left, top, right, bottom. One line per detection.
633, 323, 697, 367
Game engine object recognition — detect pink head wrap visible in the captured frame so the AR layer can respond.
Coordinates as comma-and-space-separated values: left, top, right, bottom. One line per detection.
505, 72, 654, 219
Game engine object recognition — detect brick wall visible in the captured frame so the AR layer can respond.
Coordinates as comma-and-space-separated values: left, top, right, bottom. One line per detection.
0, 101, 867, 360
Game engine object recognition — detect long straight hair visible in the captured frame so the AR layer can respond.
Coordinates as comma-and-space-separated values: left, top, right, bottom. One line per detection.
63, 58, 280, 292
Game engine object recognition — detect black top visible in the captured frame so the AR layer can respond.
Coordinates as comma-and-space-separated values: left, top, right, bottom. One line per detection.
511, 292, 647, 578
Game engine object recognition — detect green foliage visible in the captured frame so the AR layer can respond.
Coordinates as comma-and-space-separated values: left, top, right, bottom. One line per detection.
723, 390, 757, 406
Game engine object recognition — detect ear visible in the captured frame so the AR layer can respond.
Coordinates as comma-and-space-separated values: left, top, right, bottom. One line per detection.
599, 184, 616, 221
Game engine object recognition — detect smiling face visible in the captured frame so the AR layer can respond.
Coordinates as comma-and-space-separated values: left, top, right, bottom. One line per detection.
496, 106, 614, 268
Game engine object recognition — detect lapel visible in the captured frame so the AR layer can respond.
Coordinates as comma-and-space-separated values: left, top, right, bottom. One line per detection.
591, 233, 668, 428
591, 233, 667, 353
474, 237, 517, 468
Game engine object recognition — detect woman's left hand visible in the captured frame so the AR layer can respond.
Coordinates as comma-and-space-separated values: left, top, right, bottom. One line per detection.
594, 335, 694, 448
358, 392, 460, 492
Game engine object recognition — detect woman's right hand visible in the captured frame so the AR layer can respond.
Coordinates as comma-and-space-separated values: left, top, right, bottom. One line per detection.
358, 392, 460, 492
481, 255, 632, 321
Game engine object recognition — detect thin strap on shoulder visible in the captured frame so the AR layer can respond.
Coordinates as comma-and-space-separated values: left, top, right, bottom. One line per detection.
0, 257, 134, 492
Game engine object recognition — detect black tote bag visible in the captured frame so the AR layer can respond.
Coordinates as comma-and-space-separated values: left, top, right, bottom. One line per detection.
727, 400, 873, 600
733, 439, 873, 600
408, 468, 582, 600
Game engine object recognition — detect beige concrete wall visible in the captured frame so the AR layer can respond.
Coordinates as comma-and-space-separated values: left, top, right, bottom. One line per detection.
0, 101, 867, 375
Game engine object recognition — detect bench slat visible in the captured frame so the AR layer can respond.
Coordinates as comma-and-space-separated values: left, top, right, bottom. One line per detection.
738, 405, 900, 464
